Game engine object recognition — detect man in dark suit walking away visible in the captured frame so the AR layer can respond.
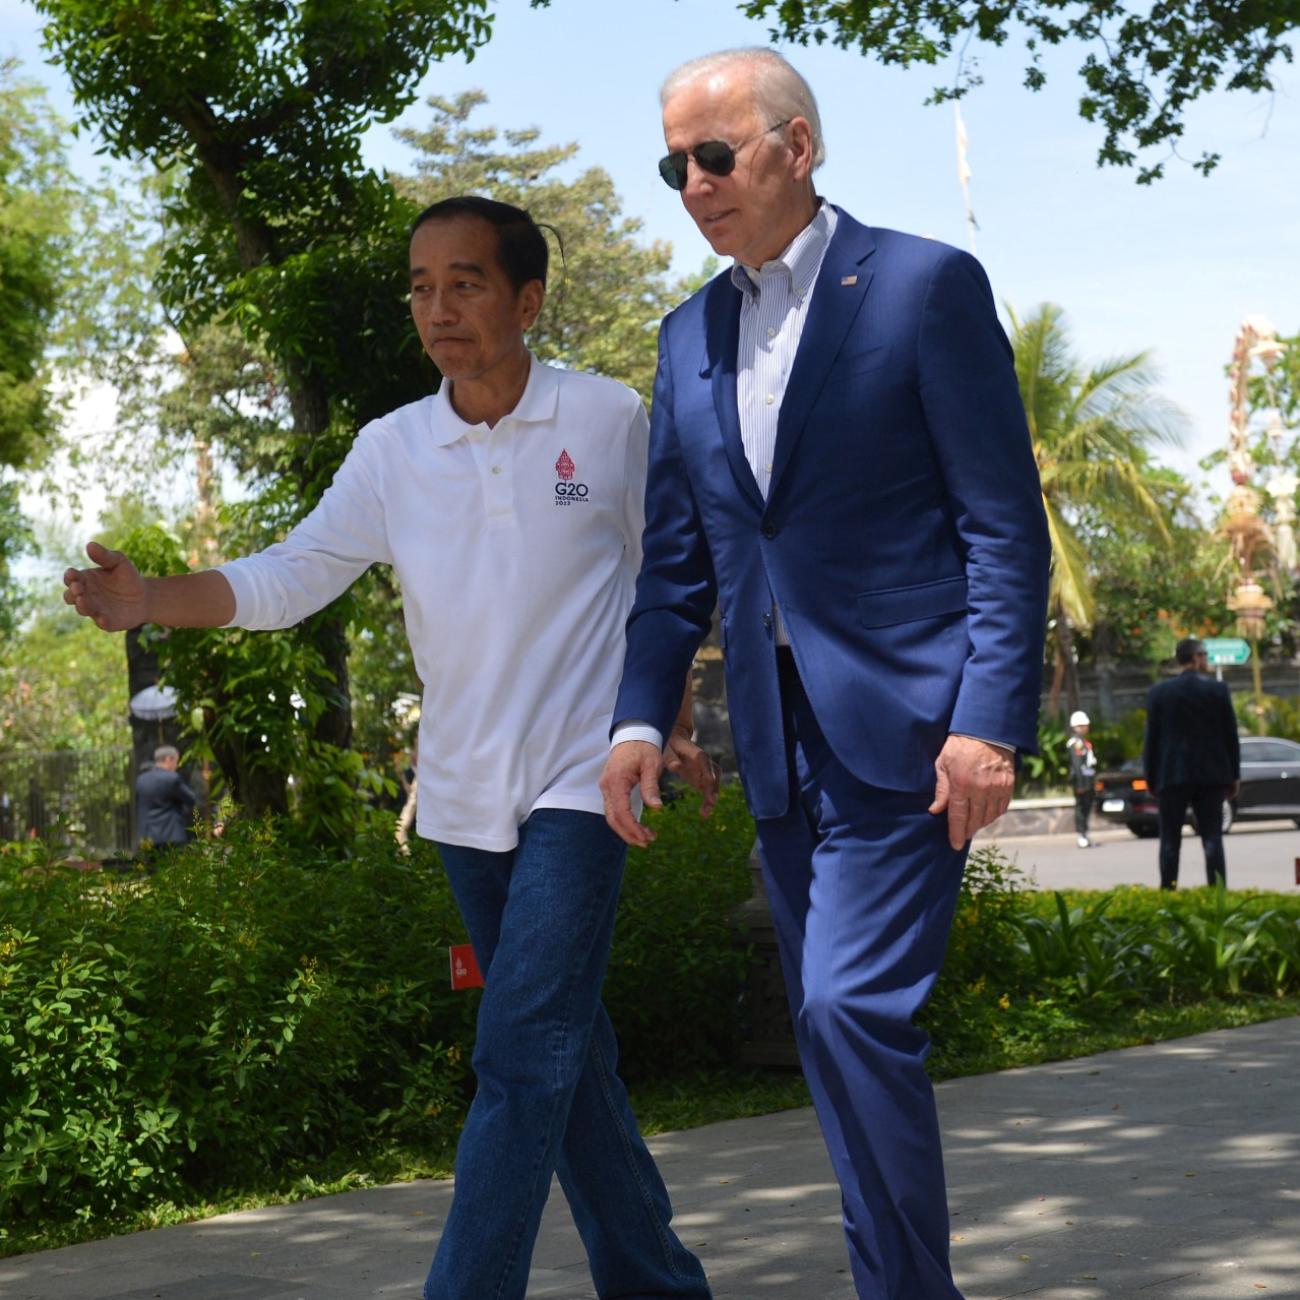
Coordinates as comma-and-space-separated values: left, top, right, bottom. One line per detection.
1143, 638, 1241, 889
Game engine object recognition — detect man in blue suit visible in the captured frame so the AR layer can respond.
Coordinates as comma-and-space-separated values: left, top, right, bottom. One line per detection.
601, 48, 1050, 1299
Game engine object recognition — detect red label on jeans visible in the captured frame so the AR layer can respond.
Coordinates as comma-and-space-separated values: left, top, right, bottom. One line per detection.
449, 943, 485, 990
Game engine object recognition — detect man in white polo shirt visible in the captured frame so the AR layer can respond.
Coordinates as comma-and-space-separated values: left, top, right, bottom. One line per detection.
63, 196, 714, 1300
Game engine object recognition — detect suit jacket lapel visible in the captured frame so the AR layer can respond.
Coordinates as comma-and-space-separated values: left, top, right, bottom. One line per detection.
701, 275, 764, 512
766, 215, 876, 503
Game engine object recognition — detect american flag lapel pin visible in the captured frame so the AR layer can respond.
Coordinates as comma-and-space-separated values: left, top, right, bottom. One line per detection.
840, 274, 858, 286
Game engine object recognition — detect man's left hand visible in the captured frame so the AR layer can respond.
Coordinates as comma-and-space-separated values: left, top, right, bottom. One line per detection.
928, 735, 1015, 850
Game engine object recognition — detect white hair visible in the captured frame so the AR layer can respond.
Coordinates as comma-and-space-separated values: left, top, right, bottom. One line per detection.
660, 47, 826, 169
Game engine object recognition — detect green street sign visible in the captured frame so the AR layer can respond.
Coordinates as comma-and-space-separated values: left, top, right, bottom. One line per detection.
1203, 636, 1251, 665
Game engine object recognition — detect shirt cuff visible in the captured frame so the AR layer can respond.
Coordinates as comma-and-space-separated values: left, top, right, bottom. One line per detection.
611, 721, 664, 751
951, 732, 1016, 755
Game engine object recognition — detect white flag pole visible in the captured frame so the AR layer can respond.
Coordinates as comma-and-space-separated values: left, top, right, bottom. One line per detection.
954, 101, 978, 256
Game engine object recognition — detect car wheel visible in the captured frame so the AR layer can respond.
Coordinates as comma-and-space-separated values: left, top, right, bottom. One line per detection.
1128, 823, 1158, 839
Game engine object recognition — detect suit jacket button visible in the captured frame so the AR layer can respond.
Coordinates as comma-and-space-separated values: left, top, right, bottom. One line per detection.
761, 523, 777, 539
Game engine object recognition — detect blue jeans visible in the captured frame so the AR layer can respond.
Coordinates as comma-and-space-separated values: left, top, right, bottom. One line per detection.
423, 808, 711, 1300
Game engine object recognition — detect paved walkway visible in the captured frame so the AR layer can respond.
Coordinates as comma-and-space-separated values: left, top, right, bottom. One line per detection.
4, 1018, 1298, 1299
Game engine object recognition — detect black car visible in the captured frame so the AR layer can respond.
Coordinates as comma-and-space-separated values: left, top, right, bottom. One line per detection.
1095, 735, 1300, 837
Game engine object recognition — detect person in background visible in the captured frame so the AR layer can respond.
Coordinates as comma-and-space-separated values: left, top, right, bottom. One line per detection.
1067, 710, 1097, 848
396, 734, 419, 853
1143, 637, 1240, 888
134, 744, 198, 857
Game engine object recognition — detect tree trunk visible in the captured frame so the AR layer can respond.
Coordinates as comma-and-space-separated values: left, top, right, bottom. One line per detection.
197, 155, 355, 790
311, 613, 354, 753
206, 710, 289, 819
1051, 614, 1083, 717
125, 629, 179, 777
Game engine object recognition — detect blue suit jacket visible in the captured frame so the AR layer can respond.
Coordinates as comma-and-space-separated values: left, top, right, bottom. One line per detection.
615, 210, 1050, 820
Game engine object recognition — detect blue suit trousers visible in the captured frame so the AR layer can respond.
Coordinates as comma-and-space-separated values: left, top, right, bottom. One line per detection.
755, 652, 967, 1299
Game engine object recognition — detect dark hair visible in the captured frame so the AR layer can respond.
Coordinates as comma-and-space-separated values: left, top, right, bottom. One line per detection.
410, 195, 549, 291
1175, 636, 1205, 665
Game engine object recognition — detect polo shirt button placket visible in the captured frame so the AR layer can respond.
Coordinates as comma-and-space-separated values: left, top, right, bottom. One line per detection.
482, 435, 512, 520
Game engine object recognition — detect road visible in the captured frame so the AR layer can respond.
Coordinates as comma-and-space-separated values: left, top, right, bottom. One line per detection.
975, 819, 1300, 893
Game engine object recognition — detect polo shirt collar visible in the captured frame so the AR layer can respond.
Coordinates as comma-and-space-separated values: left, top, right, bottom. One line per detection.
427, 353, 559, 446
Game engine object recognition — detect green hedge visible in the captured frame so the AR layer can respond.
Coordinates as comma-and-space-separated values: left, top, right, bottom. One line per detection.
923, 852, 1300, 1075
4, 801, 1299, 1244
0, 788, 753, 1236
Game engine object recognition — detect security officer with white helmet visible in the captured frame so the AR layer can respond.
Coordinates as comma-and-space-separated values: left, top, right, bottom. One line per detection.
1067, 710, 1097, 847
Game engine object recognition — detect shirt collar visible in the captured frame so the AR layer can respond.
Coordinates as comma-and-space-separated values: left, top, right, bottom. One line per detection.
730, 200, 837, 302
427, 353, 559, 446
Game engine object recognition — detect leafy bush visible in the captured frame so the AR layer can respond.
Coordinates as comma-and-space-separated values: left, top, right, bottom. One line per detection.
1230, 690, 1300, 741
0, 788, 758, 1237
1, 827, 475, 1232
1017, 714, 1069, 790
120, 524, 392, 841
6, 801, 1300, 1248
1088, 707, 1148, 767
605, 784, 755, 1075
923, 867, 1300, 1077
1011, 884, 1300, 1002
1011, 891, 1152, 998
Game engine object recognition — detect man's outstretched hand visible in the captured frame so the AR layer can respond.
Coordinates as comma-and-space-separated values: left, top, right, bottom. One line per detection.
928, 734, 1015, 850
63, 541, 149, 632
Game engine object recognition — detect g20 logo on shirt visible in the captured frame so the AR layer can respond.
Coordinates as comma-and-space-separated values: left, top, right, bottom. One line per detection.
554, 448, 590, 504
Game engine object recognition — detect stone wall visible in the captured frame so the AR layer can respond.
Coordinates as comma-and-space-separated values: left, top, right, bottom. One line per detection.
1064, 659, 1300, 724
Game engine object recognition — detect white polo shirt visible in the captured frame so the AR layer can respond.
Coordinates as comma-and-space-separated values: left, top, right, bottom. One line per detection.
219, 356, 649, 851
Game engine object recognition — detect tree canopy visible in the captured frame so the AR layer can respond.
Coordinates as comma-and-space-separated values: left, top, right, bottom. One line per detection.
35, 0, 492, 440
1011, 302, 1186, 709
0, 61, 74, 469
730, 1, 1297, 182
33, 0, 498, 830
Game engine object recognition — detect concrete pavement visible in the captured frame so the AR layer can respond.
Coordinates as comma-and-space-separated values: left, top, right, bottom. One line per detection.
4, 1017, 1297, 1299
980, 820, 1300, 894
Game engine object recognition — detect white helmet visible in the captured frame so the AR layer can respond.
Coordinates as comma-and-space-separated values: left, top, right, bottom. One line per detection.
1069, 710, 1090, 728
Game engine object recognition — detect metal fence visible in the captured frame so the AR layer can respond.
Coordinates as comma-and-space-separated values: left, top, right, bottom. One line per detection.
0, 748, 134, 858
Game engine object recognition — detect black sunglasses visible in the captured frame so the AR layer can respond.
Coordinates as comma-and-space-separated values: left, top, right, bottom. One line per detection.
658, 119, 791, 191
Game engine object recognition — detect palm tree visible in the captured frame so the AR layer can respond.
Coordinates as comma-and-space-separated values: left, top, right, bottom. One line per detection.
1010, 304, 1186, 714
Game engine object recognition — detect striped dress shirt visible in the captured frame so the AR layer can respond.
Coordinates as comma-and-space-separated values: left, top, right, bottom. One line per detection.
610, 206, 839, 750
733, 201, 838, 645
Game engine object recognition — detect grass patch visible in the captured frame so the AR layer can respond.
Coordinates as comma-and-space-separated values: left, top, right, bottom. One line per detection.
928, 992, 1300, 1080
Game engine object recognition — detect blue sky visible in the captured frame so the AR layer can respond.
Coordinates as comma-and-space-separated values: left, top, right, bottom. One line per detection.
5, 0, 1299, 487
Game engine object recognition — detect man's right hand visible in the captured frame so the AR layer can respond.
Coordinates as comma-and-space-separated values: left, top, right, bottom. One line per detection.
63, 541, 150, 631
599, 740, 664, 848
